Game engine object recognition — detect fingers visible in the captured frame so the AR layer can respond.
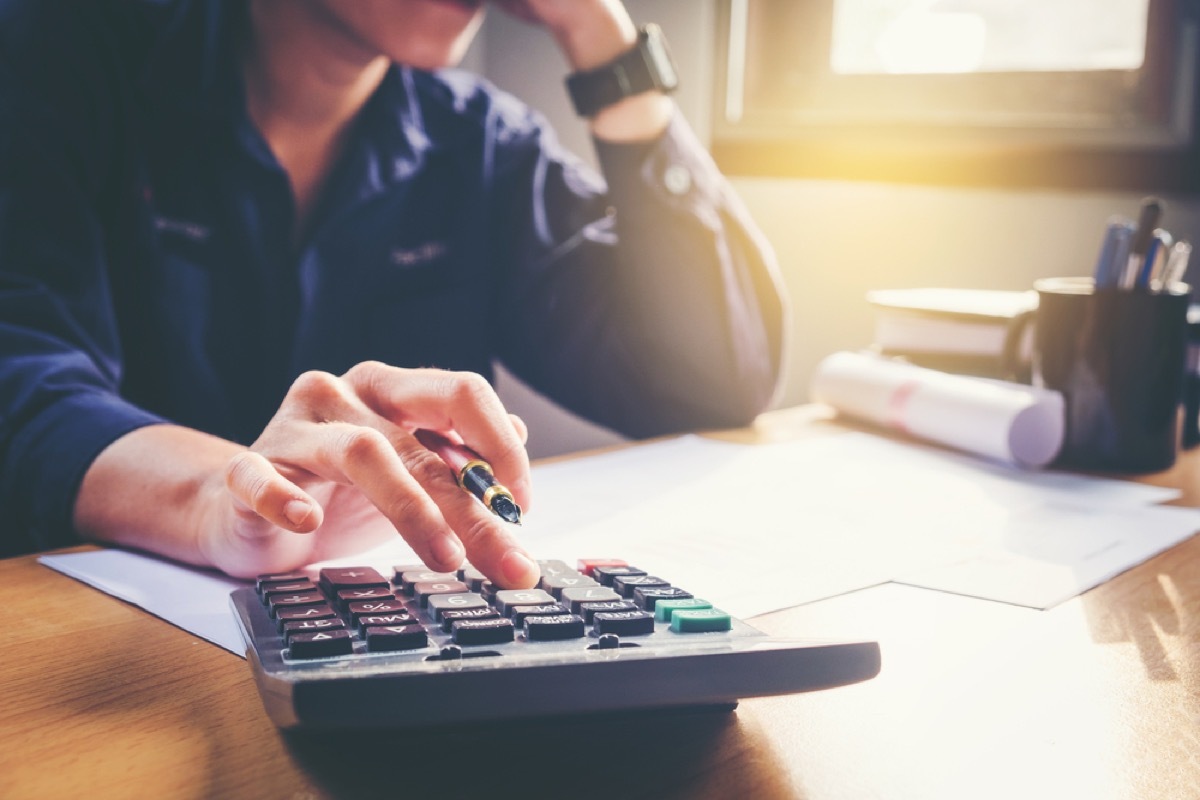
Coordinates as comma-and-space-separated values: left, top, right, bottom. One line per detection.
246, 367, 539, 587
223, 450, 323, 532
343, 363, 533, 507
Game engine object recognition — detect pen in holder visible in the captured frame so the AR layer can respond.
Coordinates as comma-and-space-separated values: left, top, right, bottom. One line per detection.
1033, 277, 1191, 473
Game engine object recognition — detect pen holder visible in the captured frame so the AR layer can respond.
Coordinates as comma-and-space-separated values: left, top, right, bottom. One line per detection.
1033, 276, 1191, 473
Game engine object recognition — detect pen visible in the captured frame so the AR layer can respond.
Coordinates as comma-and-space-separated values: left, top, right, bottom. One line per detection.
414, 429, 523, 525
1121, 197, 1163, 289
1092, 216, 1134, 289
1137, 228, 1172, 289
1161, 240, 1193, 289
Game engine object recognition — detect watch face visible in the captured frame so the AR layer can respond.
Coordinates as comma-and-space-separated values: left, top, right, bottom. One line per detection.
645, 31, 679, 89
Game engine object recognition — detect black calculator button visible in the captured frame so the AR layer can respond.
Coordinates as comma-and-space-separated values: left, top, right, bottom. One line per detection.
577, 599, 639, 624
283, 618, 346, 641
288, 629, 353, 659
457, 565, 487, 591
440, 607, 501, 632
576, 558, 627, 577
336, 587, 396, 609
593, 610, 655, 636
524, 614, 586, 641
356, 613, 418, 633
593, 566, 646, 586
451, 617, 515, 645
510, 603, 568, 626
276, 604, 337, 629
318, 567, 389, 594
269, 592, 326, 617
633, 586, 693, 610
365, 624, 428, 652
256, 572, 309, 596
347, 599, 409, 619
612, 575, 669, 598
261, 580, 317, 598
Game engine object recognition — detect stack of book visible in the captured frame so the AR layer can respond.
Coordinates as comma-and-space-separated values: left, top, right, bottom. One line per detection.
866, 287, 1038, 382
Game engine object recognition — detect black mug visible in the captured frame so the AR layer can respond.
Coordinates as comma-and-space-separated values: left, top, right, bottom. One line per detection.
1032, 277, 1191, 473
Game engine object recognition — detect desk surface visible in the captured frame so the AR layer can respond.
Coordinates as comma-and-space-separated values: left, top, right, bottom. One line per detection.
3, 406, 1199, 800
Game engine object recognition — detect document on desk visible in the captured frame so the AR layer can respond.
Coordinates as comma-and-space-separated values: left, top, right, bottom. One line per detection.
39, 431, 1199, 655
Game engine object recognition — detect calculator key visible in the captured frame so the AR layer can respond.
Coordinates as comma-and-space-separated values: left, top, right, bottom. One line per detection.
457, 565, 487, 592
318, 567, 389, 593
288, 629, 353, 659
633, 586, 693, 611
577, 599, 639, 624
612, 575, 669, 598
427, 592, 488, 621
593, 610, 655, 636
593, 565, 645, 586
480, 581, 499, 602
283, 618, 347, 641
347, 599, 410, 619
451, 617, 515, 645
276, 604, 337, 629
494, 588, 555, 616
576, 558, 627, 577
414, 581, 470, 608
365, 624, 428, 652
510, 603, 568, 626
336, 587, 395, 609
670, 608, 732, 633
536, 560, 576, 578
524, 614, 586, 641
440, 607, 501, 632
540, 574, 599, 598
398, 570, 456, 594
261, 580, 317, 598
256, 572, 309, 596
653, 598, 713, 623
269, 592, 326, 617
561, 586, 621, 613
357, 613, 419, 633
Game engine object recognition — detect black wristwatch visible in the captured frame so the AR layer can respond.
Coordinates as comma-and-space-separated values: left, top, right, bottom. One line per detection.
565, 23, 679, 118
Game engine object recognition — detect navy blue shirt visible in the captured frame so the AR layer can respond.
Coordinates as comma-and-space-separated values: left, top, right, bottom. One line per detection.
0, 0, 787, 555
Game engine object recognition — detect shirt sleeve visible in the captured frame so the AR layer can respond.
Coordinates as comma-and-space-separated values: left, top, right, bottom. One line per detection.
492, 105, 790, 439
0, 13, 166, 555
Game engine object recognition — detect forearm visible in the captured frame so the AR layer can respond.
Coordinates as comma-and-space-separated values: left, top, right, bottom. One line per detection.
73, 424, 242, 567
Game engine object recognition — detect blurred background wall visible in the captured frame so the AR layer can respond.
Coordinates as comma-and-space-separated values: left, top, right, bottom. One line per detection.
464, 0, 1200, 459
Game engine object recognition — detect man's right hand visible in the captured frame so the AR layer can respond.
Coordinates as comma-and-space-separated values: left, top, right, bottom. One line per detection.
75, 363, 541, 588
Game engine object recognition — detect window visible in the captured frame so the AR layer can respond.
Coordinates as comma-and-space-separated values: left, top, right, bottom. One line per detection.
712, 0, 1200, 190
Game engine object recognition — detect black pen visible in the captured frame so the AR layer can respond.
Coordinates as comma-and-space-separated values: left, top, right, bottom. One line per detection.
1122, 197, 1163, 289
414, 429, 523, 524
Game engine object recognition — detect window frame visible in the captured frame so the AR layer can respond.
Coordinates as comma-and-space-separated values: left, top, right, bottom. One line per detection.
711, 0, 1200, 192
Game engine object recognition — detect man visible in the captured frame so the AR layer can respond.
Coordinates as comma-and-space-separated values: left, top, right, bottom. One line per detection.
0, 0, 787, 587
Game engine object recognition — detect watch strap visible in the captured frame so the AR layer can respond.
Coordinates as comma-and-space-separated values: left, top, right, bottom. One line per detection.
565, 24, 679, 118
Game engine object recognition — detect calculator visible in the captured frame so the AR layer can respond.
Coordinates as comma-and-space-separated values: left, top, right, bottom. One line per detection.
230, 558, 881, 730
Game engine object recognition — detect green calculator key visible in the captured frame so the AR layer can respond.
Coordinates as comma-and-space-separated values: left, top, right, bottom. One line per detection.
654, 597, 713, 622
670, 608, 732, 633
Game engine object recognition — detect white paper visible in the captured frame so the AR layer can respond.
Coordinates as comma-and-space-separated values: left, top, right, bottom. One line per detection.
811, 350, 1064, 467
39, 549, 249, 655
38, 432, 1196, 653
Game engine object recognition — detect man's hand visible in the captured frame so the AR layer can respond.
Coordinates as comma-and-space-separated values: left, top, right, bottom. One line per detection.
491, 0, 671, 142
76, 363, 541, 588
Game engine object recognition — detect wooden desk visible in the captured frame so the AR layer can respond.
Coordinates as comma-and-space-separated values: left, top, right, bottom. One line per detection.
3, 407, 1198, 800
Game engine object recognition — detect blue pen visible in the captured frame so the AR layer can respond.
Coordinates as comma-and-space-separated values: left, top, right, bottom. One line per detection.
1137, 229, 1172, 289
1093, 217, 1134, 289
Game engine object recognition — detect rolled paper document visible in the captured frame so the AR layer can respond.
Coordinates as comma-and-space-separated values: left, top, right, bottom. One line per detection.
811, 351, 1065, 468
